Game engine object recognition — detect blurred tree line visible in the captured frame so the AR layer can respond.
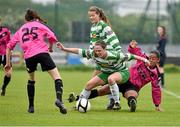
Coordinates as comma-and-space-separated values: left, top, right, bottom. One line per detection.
0, 0, 180, 44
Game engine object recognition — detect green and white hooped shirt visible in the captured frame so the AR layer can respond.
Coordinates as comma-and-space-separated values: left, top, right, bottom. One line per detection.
89, 20, 121, 52
78, 49, 135, 74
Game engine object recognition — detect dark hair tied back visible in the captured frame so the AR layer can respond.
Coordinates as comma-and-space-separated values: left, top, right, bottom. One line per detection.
25, 9, 34, 21
25, 9, 46, 23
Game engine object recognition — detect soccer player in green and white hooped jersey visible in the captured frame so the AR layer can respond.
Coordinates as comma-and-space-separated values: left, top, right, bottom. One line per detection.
88, 6, 121, 53
87, 6, 124, 108
57, 41, 149, 110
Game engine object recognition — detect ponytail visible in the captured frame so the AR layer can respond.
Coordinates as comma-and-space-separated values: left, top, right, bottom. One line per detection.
25, 9, 46, 23
89, 6, 111, 26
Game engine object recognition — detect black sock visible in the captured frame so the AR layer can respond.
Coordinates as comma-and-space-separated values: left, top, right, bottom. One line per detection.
89, 89, 98, 99
55, 79, 63, 102
160, 73, 165, 86
127, 96, 136, 107
1, 76, 11, 90
27, 80, 35, 107
75, 95, 80, 101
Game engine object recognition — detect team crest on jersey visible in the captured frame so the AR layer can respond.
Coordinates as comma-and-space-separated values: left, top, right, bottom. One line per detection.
92, 34, 96, 38
100, 63, 109, 67
106, 30, 113, 35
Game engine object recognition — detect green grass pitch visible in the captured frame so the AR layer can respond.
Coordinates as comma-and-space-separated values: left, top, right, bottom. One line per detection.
0, 70, 180, 126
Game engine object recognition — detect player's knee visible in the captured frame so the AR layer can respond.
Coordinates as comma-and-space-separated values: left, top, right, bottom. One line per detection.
85, 83, 94, 91
125, 90, 138, 98
5, 72, 11, 77
107, 76, 115, 85
4, 69, 12, 77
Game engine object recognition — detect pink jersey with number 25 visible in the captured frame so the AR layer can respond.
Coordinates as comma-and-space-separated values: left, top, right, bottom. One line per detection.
7, 21, 57, 59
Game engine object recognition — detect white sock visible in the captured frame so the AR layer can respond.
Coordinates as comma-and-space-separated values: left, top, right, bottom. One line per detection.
109, 83, 120, 103
108, 94, 113, 102
79, 88, 91, 99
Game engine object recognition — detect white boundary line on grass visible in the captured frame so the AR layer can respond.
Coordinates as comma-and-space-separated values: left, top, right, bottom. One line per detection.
162, 88, 180, 99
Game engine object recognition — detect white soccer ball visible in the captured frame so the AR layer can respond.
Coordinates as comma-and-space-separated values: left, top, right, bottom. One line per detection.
76, 98, 91, 113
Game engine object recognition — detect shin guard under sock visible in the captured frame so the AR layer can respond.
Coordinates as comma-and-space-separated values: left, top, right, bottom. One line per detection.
55, 79, 63, 101
27, 80, 35, 107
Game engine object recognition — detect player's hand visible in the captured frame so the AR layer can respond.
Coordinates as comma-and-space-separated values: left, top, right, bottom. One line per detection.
130, 40, 138, 48
56, 42, 64, 50
143, 58, 150, 66
4, 64, 11, 72
155, 106, 164, 112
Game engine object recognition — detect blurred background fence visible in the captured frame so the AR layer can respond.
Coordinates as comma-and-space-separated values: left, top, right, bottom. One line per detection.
1, 0, 180, 65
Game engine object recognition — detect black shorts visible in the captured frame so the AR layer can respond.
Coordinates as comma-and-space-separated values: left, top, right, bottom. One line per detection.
25, 53, 56, 73
0, 55, 6, 66
118, 80, 139, 96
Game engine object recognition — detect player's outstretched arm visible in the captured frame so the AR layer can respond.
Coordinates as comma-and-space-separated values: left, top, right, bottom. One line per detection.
56, 42, 79, 54
134, 54, 150, 66
126, 53, 150, 66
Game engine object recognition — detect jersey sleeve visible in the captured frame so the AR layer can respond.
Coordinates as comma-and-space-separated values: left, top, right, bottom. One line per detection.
103, 25, 121, 51
116, 52, 135, 61
7, 31, 20, 50
40, 24, 58, 43
128, 45, 146, 58
151, 76, 161, 106
124, 53, 135, 61
7, 28, 11, 42
78, 49, 92, 59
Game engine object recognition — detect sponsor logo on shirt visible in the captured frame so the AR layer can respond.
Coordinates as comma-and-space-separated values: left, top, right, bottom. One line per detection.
106, 30, 113, 35
92, 34, 96, 38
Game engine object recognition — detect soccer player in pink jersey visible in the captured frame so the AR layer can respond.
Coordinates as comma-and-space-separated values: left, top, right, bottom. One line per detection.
4, 9, 67, 114
68, 40, 163, 112
0, 18, 12, 96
